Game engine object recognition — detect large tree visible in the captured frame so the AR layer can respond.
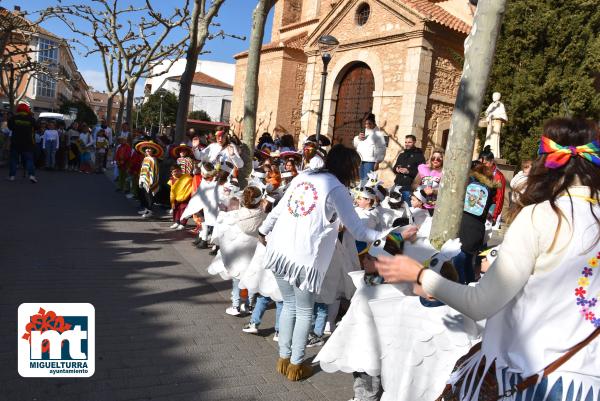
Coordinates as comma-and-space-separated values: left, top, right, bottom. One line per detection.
238, 0, 276, 185
173, 0, 227, 144
486, 0, 600, 164
52, 1, 189, 129
139, 90, 178, 130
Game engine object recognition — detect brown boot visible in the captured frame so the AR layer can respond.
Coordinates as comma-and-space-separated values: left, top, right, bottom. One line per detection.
286, 361, 313, 381
276, 357, 290, 375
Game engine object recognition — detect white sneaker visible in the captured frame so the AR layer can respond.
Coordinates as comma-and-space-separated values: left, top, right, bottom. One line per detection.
176, 224, 185, 230
125, 193, 134, 199
29, 176, 37, 183
225, 306, 241, 316
242, 322, 258, 334
239, 303, 248, 315
169, 223, 179, 229
137, 209, 149, 215
324, 322, 332, 335
273, 331, 279, 342
7, 176, 15, 181
142, 211, 153, 218
168, 209, 173, 215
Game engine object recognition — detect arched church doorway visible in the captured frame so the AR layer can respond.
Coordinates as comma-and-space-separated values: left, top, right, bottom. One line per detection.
332, 62, 375, 147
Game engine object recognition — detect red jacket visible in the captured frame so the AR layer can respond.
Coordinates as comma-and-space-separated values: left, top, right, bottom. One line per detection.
491, 166, 506, 222
114, 143, 132, 168
128, 151, 144, 175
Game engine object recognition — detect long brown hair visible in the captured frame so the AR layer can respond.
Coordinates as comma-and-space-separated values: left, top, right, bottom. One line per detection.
507, 118, 600, 251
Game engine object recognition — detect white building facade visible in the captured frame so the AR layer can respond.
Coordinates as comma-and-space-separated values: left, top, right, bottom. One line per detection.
158, 72, 233, 123
144, 59, 236, 96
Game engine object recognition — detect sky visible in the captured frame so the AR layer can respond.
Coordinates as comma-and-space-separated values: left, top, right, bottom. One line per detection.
2, 0, 274, 94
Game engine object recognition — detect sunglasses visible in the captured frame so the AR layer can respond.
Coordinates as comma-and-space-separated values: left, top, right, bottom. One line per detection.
431, 157, 443, 161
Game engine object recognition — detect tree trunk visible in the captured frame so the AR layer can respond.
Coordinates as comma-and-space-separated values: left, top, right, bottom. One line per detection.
174, 2, 203, 145
173, 0, 226, 145
126, 86, 135, 130
239, 0, 275, 185
115, 95, 125, 134
429, 0, 508, 249
106, 94, 115, 128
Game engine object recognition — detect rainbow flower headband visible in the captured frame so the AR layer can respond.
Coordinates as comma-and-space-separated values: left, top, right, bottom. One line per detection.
538, 136, 600, 169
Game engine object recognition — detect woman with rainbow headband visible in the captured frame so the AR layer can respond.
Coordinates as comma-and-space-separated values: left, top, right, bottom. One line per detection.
375, 118, 600, 401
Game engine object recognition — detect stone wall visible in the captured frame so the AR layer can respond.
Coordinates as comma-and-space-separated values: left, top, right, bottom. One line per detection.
230, 49, 306, 142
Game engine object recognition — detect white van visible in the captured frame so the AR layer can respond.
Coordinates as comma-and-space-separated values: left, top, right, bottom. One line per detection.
38, 112, 74, 127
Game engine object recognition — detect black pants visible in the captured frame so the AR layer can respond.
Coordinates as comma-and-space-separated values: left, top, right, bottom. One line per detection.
139, 187, 154, 211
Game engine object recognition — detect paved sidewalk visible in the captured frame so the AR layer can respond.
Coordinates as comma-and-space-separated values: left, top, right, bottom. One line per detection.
0, 170, 353, 401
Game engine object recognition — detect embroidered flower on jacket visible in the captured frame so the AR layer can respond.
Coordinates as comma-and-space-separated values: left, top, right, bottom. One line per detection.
590, 258, 599, 268
582, 267, 593, 277
575, 287, 587, 297
588, 298, 598, 307
578, 277, 591, 287
580, 307, 589, 316
576, 297, 587, 306
585, 311, 596, 321
592, 318, 600, 328
287, 182, 318, 218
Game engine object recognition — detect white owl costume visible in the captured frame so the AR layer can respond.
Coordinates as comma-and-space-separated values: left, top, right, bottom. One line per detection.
315, 237, 482, 401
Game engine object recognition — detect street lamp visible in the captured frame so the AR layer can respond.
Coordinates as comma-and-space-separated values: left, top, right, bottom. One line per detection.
315, 35, 339, 145
158, 92, 164, 136
134, 97, 143, 129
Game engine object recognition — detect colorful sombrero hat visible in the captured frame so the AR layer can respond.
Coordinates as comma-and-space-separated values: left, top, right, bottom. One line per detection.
170, 143, 193, 159
281, 150, 302, 161
254, 148, 271, 160
135, 140, 164, 158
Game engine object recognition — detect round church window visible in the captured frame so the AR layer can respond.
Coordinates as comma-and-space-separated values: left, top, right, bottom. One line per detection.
355, 3, 370, 26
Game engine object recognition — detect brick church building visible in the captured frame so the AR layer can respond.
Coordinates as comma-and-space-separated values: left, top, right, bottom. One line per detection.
230, 0, 473, 178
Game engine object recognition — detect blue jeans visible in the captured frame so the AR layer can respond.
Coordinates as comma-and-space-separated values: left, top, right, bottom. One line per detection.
275, 270, 315, 364
453, 252, 475, 284
313, 303, 328, 336
45, 140, 57, 168
250, 295, 282, 332
231, 278, 245, 308
9, 148, 34, 177
359, 162, 376, 182
401, 190, 412, 204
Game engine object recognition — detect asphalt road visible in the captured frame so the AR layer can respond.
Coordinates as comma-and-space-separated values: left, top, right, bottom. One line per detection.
0, 169, 352, 401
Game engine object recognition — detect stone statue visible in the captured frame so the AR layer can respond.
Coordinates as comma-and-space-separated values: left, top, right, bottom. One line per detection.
483, 92, 507, 158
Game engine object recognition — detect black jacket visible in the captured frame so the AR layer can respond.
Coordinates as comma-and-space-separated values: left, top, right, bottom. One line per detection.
393, 147, 425, 189
8, 112, 36, 152
459, 172, 499, 253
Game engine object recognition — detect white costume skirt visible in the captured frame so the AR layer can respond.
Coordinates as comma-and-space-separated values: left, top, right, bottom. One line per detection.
314, 272, 412, 377
370, 296, 481, 401
238, 243, 282, 302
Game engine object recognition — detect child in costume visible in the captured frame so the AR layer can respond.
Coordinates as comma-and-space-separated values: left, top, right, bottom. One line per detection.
316, 236, 470, 401
168, 166, 193, 230
207, 186, 267, 316
127, 141, 144, 200
182, 162, 218, 248
409, 189, 430, 227
240, 189, 285, 337
374, 258, 482, 401
189, 163, 204, 235
114, 136, 132, 192
135, 140, 163, 218
94, 130, 109, 173
171, 143, 195, 175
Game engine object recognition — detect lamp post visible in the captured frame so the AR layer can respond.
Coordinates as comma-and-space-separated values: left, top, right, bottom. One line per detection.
315, 35, 339, 145
158, 92, 164, 136
134, 97, 143, 129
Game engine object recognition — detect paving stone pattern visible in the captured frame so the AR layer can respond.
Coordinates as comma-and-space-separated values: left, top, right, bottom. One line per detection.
0, 170, 353, 401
